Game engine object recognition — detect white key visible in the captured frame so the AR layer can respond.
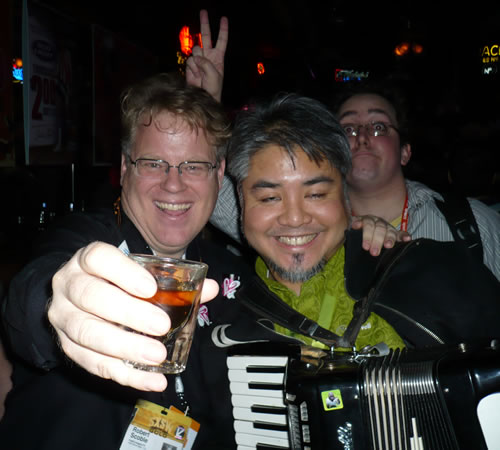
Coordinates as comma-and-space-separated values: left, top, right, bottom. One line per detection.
235, 422, 289, 447
229, 381, 284, 398
232, 394, 286, 409
227, 355, 288, 370
233, 406, 287, 425
228, 368, 285, 384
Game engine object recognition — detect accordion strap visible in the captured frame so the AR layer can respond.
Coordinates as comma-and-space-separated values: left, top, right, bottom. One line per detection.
236, 276, 369, 348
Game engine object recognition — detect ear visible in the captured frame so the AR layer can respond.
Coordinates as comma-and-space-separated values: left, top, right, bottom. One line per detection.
216, 159, 226, 190
120, 154, 128, 186
400, 143, 412, 166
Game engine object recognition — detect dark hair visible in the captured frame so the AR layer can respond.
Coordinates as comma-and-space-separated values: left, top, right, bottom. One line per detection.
227, 93, 352, 187
332, 81, 411, 146
120, 72, 230, 163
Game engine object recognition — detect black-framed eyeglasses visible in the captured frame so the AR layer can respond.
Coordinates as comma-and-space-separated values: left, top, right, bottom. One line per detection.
342, 122, 399, 138
128, 157, 217, 180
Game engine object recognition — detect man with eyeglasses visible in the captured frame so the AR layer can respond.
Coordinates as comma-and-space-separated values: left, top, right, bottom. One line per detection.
334, 85, 499, 279
0, 68, 255, 447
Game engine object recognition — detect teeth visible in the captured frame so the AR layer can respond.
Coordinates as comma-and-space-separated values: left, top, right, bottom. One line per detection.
278, 235, 316, 246
155, 201, 190, 211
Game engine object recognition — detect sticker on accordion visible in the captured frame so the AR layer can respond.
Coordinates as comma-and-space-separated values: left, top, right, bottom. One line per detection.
322, 389, 344, 411
119, 399, 194, 449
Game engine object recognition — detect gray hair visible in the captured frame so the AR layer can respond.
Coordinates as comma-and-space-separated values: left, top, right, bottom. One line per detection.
120, 72, 230, 163
227, 93, 352, 188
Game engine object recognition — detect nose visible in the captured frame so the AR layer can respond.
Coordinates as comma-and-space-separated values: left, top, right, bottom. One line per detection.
278, 196, 312, 227
354, 125, 370, 147
159, 167, 186, 192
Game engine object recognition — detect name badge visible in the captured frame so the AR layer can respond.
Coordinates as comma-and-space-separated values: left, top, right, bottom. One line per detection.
120, 399, 199, 450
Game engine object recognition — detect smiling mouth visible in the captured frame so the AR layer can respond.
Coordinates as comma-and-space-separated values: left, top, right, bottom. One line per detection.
155, 201, 191, 212
277, 234, 317, 246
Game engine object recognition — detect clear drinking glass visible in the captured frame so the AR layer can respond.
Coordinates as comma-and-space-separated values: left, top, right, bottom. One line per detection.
126, 254, 208, 374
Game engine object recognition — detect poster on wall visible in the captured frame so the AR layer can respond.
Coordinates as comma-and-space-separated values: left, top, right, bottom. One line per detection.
92, 25, 158, 166
23, 0, 90, 165
0, 0, 15, 167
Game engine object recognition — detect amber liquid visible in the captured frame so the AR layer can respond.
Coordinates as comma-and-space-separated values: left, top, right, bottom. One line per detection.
142, 289, 197, 331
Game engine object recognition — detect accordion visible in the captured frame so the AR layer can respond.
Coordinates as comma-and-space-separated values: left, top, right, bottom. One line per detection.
227, 340, 500, 449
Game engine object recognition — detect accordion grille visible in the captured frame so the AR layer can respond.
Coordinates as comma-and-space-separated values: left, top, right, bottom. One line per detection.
362, 352, 458, 450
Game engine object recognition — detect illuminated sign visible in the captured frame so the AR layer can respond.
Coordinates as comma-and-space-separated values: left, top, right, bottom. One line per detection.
481, 44, 499, 76
179, 26, 194, 55
257, 62, 265, 75
12, 58, 23, 83
179, 26, 202, 56
335, 69, 369, 82
481, 45, 499, 63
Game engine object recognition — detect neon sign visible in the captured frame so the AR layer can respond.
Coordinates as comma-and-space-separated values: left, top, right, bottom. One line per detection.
179, 26, 202, 56
482, 45, 499, 63
12, 57, 23, 83
335, 69, 369, 82
481, 44, 499, 76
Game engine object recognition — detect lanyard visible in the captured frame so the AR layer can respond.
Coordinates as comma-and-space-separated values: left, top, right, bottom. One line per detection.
352, 192, 409, 232
400, 193, 409, 232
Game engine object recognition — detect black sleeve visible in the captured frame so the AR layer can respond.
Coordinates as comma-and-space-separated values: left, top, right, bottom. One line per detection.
1, 212, 117, 369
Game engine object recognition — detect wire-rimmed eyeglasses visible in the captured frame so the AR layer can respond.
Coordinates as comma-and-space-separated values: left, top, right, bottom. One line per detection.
342, 122, 399, 138
128, 157, 217, 180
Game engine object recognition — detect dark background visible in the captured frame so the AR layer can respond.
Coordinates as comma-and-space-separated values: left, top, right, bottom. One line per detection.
1, 0, 499, 282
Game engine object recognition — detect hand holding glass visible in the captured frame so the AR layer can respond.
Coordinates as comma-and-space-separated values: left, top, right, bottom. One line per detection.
126, 254, 208, 374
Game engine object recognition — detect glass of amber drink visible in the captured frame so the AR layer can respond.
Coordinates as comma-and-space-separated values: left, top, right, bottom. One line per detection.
127, 254, 208, 374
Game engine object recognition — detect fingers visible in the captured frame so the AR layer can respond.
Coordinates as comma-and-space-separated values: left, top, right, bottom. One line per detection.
51, 296, 167, 362
58, 330, 167, 391
398, 231, 412, 242
199, 9, 212, 49
47, 241, 219, 392
352, 216, 401, 256
77, 242, 157, 298
52, 244, 170, 336
198, 9, 228, 56
186, 55, 201, 82
201, 278, 219, 304
47, 242, 175, 391
214, 16, 229, 53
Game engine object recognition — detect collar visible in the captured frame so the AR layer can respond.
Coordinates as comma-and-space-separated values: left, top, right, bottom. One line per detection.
255, 247, 345, 310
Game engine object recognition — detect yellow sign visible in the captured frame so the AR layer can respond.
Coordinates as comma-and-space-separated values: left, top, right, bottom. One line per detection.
481, 45, 499, 64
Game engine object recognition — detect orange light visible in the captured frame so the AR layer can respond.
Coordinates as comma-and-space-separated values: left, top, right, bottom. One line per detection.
179, 26, 194, 55
412, 43, 424, 54
13, 57, 23, 68
257, 62, 265, 75
394, 42, 410, 56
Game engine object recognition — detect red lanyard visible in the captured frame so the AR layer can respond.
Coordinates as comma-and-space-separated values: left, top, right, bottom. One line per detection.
400, 193, 409, 232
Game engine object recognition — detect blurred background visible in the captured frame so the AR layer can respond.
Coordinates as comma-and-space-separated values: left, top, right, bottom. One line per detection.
0, 0, 499, 281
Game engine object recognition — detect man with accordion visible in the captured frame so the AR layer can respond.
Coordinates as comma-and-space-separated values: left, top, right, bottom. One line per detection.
187, 93, 500, 449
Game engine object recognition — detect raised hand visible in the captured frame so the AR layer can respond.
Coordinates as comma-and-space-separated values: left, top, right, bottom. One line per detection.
351, 215, 411, 256
47, 242, 219, 391
186, 9, 228, 101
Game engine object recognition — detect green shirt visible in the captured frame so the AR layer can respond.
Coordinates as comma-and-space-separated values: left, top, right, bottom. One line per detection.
255, 247, 405, 351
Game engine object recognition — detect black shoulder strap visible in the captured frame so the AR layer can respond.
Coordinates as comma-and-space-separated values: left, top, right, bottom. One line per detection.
236, 276, 368, 349
434, 192, 483, 262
